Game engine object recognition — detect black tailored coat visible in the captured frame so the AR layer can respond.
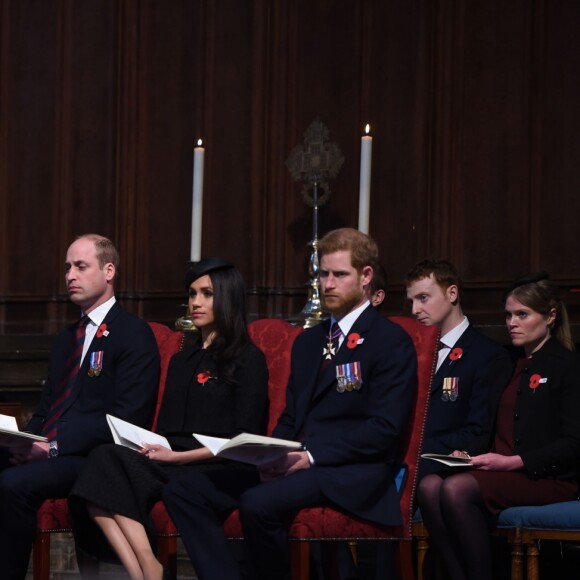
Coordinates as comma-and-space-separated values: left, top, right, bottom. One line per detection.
507, 338, 580, 481
27, 302, 160, 456
68, 341, 269, 563
155, 341, 269, 449
423, 325, 512, 458
273, 305, 417, 527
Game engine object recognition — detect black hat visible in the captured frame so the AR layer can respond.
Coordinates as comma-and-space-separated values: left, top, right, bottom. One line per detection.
185, 258, 234, 290
503, 271, 549, 300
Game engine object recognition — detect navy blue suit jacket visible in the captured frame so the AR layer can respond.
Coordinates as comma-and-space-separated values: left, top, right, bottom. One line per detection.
273, 305, 417, 527
27, 302, 160, 456
422, 325, 512, 463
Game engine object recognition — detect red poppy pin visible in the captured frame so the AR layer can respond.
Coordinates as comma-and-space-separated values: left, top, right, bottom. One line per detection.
449, 347, 463, 361
197, 370, 214, 385
529, 373, 542, 390
96, 323, 109, 338
346, 332, 364, 349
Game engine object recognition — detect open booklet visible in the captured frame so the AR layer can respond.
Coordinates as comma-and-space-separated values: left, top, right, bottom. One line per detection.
193, 433, 302, 466
0, 413, 48, 446
421, 453, 473, 468
106, 415, 171, 451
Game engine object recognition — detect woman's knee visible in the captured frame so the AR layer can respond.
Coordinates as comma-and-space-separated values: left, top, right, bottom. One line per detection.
417, 474, 443, 506
440, 473, 479, 511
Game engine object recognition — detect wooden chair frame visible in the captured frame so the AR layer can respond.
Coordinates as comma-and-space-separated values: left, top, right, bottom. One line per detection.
412, 520, 526, 580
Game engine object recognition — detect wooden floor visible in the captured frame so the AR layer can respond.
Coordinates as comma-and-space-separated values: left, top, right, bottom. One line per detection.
22, 535, 580, 579
24, 533, 198, 580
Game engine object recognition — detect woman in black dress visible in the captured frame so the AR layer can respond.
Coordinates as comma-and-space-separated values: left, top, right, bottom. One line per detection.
69, 258, 269, 580
418, 273, 580, 580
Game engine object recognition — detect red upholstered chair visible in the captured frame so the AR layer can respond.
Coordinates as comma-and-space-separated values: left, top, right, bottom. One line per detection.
153, 317, 304, 576
33, 322, 184, 580
280, 315, 437, 580
156, 316, 437, 580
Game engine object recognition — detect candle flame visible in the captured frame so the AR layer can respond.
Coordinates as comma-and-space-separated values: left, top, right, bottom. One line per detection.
365, 124, 370, 135
197, 139, 203, 147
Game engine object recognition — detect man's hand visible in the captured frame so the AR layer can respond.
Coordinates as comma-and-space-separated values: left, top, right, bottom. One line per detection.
258, 451, 311, 482
8, 441, 50, 465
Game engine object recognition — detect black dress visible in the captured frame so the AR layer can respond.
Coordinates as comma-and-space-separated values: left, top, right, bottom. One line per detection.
69, 341, 269, 561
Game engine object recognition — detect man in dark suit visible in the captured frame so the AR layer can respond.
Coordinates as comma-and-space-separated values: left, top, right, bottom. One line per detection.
405, 259, 512, 479
237, 228, 417, 580
0, 234, 159, 579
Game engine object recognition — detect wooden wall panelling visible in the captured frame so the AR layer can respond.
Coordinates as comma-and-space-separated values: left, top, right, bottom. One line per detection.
248, 0, 299, 319
115, 0, 142, 305
128, 0, 199, 323
454, 0, 533, 286
0, 0, 10, 332
0, 1, 62, 333
365, 0, 432, 294
535, 0, 580, 281
274, 0, 368, 320
201, 1, 255, 270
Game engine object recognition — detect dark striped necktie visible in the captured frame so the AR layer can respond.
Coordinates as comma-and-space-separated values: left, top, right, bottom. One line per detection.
42, 316, 89, 440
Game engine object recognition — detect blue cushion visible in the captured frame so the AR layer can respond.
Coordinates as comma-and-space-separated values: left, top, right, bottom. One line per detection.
497, 501, 580, 531
395, 465, 407, 493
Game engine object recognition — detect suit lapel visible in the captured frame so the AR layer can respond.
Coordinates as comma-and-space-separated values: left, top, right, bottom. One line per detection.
292, 322, 329, 433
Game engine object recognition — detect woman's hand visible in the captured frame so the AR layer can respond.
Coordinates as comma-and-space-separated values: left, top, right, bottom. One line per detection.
139, 443, 215, 464
139, 444, 177, 463
469, 453, 524, 471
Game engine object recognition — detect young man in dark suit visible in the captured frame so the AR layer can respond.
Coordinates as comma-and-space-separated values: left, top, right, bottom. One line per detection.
405, 259, 512, 479
237, 228, 417, 579
0, 234, 160, 579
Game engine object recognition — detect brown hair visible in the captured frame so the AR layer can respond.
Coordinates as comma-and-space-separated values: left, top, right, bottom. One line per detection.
369, 262, 387, 294
405, 258, 463, 302
317, 228, 378, 272
505, 274, 574, 351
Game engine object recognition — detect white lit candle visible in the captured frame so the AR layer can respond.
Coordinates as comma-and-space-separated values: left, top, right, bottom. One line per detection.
190, 139, 205, 262
358, 124, 373, 234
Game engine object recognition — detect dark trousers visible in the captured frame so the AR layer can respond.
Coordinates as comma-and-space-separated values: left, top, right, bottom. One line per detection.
162, 466, 260, 580
239, 468, 334, 580
0, 451, 85, 580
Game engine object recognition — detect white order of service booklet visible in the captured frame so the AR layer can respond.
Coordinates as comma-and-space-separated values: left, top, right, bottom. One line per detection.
193, 433, 302, 466
0, 413, 47, 445
106, 415, 171, 451
421, 453, 473, 467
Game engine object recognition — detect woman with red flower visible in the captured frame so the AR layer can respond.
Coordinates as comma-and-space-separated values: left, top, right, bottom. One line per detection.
70, 258, 268, 580
420, 273, 580, 580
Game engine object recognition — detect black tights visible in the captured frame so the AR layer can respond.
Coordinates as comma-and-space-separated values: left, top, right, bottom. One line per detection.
417, 472, 494, 580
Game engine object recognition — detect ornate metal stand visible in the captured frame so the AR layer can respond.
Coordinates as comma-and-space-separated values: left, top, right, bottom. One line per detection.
286, 119, 343, 327
175, 262, 199, 332
175, 304, 197, 332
